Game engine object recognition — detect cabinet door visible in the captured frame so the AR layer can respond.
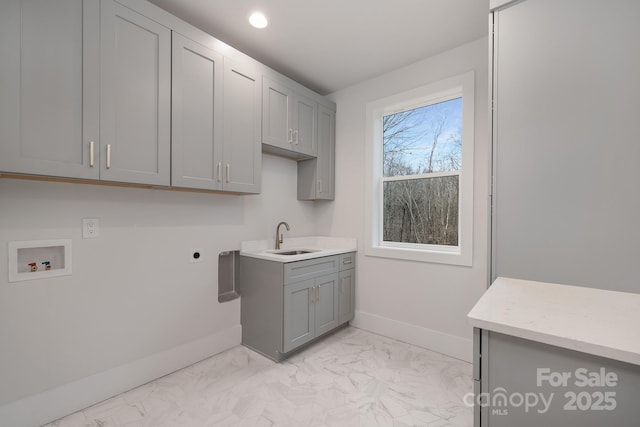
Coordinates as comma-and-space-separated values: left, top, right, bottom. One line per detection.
100, 0, 171, 186
339, 269, 355, 324
0, 0, 99, 179
483, 331, 640, 426
315, 273, 340, 336
297, 104, 335, 200
223, 59, 262, 193
262, 77, 293, 151
171, 32, 223, 190
283, 279, 315, 353
316, 105, 335, 199
293, 94, 317, 157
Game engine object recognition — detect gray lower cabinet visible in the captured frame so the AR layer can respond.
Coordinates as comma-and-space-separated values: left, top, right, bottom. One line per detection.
0, 0, 100, 180
239, 253, 354, 362
283, 273, 339, 353
338, 252, 356, 324
474, 328, 640, 427
100, 0, 171, 186
298, 104, 336, 200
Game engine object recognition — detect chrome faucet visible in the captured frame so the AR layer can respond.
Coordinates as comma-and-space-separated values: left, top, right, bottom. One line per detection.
275, 221, 290, 250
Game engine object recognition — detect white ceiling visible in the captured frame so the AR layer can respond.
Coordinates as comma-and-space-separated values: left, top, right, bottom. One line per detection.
147, 0, 489, 95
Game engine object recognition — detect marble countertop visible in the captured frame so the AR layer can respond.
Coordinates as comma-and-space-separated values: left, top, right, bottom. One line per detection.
240, 236, 357, 263
468, 277, 640, 366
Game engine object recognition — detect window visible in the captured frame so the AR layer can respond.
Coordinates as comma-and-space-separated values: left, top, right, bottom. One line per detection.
365, 72, 474, 265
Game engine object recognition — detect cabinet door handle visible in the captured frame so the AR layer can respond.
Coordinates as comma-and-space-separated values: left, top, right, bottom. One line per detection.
89, 141, 95, 167
316, 285, 320, 302
317, 179, 322, 194
226, 163, 230, 183
293, 130, 299, 145
217, 162, 222, 182
343, 257, 352, 265
310, 286, 315, 304
288, 128, 293, 143
106, 144, 111, 169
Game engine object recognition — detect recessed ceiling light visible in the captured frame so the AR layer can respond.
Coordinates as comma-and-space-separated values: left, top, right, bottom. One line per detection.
249, 12, 268, 29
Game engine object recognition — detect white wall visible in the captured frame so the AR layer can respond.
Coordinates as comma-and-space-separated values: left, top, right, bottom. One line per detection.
317, 37, 490, 361
0, 154, 318, 425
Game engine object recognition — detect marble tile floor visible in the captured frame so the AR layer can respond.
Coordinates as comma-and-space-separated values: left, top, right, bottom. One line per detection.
45, 327, 473, 427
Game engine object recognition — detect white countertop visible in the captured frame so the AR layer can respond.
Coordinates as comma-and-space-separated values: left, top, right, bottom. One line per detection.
468, 277, 640, 366
240, 236, 357, 263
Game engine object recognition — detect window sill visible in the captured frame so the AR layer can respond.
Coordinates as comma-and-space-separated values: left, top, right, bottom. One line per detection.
365, 244, 472, 266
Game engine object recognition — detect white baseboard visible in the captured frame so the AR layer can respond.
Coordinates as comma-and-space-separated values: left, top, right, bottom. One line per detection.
351, 311, 472, 363
0, 325, 241, 427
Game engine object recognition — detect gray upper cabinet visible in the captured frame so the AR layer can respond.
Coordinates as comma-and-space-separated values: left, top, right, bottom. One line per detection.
171, 32, 223, 191
262, 77, 293, 151
171, 35, 261, 193
293, 94, 318, 157
316, 105, 336, 200
262, 77, 318, 159
0, 0, 100, 180
100, 0, 171, 186
0, 0, 171, 186
298, 104, 336, 200
222, 58, 262, 193
1, 0, 329, 196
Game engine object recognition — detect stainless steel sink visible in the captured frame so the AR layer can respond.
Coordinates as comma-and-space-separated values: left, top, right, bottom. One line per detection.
267, 248, 319, 256
273, 250, 314, 255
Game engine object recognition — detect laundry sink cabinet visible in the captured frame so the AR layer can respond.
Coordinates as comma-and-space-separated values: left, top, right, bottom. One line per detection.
239, 252, 355, 362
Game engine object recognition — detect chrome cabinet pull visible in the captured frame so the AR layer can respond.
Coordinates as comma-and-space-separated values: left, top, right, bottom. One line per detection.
89, 141, 95, 167
217, 162, 222, 182
226, 163, 230, 183
316, 285, 320, 302
288, 128, 293, 143
293, 130, 299, 145
317, 179, 323, 194
343, 257, 352, 265
106, 144, 111, 169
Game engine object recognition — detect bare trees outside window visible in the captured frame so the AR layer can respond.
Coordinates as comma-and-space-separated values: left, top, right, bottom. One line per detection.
382, 98, 462, 246
365, 71, 473, 265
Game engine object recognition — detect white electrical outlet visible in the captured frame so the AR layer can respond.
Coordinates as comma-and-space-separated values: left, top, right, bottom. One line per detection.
82, 218, 100, 239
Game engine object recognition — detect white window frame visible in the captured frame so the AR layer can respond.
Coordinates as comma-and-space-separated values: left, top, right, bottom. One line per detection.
364, 71, 474, 266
